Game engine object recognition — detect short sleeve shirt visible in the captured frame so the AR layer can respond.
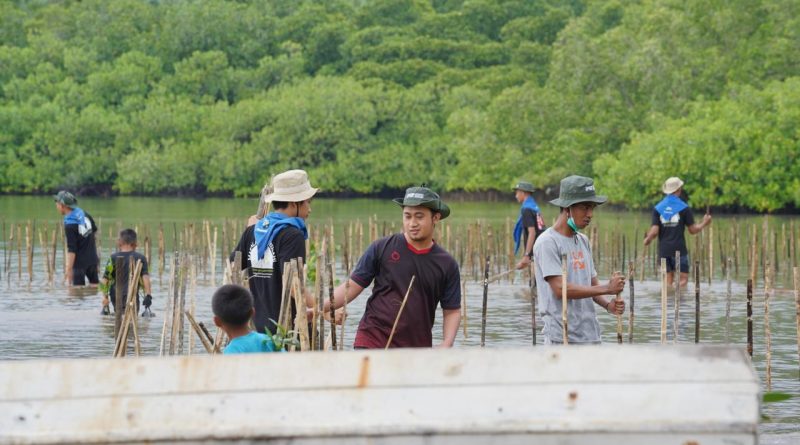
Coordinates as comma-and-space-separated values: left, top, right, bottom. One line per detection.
350, 234, 461, 349
652, 207, 695, 257
231, 225, 306, 335
223, 331, 277, 354
533, 228, 601, 344
65, 213, 99, 268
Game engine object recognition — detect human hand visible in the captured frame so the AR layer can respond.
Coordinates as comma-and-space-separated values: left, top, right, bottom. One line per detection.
323, 308, 345, 325
64, 272, 71, 287
515, 256, 531, 270
606, 298, 625, 315
703, 213, 712, 226
607, 272, 625, 294
143, 294, 152, 308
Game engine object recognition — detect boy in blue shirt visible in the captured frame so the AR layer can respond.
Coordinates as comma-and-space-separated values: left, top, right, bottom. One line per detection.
212, 284, 278, 354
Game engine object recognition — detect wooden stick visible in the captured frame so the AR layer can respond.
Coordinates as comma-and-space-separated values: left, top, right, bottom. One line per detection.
694, 260, 700, 343
385, 275, 416, 350
627, 260, 635, 344
327, 261, 337, 351
725, 257, 732, 344
746, 279, 753, 358
794, 267, 799, 380
480, 255, 490, 347
185, 311, 213, 353
674, 251, 681, 343
487, 268, 514, 284
660, 258, 667, 344
561, 253, 568, 345
530, 261, 537, 346
765, 261, 772, 391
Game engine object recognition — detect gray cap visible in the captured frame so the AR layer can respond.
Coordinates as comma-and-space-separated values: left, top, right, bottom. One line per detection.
53, 190, 77, 207
513, 181, 536, 193
393, 186, 450, 219
549, 175, 607, 208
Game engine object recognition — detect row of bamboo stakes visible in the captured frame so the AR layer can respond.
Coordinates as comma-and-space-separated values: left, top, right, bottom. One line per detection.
2, 217, 800, 386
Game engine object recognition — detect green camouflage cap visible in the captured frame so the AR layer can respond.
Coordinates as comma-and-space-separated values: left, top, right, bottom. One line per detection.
393, 186, 450, 219
53, 190, 77, 207
549, 175, 607, 208
512, 181, 536, 193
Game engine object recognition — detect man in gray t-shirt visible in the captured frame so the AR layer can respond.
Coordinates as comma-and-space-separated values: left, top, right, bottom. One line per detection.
533, 175, 626, 344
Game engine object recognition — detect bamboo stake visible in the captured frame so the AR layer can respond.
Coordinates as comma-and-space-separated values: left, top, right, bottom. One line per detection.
25, 222, 32, 284
461, 277, 467, 340
694, 259, 700, 343
561, 253, 569, 345
385, 275, 416, 350
615, 272, 623, 344
660, 258, 667, 344
530, 261, 537, 346
159, 255, 177, 356
185, 311, 214, 353
723, 257, 732, 344
327, 261, 337, 351
340, 261, 350, 350
674, 251, 681, 343
708, 224, 713, 285
4, 223, 12, 286
747, 279, 753, 358
480, 255, 490, 347
315, 240, 326, 351
793, 267, 799, 379
627, 260, 635, 344
765, 261, 772, 391
277, 261, 295, 334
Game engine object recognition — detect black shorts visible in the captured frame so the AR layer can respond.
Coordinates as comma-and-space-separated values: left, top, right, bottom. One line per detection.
72, 265, 99, 286
664, 254, 689, 274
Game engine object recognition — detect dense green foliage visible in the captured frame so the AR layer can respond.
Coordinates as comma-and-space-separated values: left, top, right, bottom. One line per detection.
1, 0, 798, 210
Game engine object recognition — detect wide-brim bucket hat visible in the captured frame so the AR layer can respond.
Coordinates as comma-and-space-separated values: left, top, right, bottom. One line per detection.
392, 186, 450, 219
549, 175, 607, 208
662, 177, 684, 194
264, 169, 319, 203
512, 181, 536, 193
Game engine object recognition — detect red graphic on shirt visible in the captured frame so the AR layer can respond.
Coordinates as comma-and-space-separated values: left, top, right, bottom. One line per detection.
389, 250, 401, 262
571, 251, 586, 271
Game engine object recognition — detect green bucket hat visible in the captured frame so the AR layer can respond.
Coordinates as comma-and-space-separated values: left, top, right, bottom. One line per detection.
513, 181, 536, 193
392, 186, 450, 219
53, 190, 78, 207
549, 175, 607, 208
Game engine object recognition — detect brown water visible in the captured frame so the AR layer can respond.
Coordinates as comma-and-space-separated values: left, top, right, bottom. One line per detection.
1, 196, 798, 440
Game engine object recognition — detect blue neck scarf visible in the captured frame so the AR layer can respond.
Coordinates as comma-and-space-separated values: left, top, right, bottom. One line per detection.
254, 212, 308, 261
513, 196, 541, 254
63, 207, 86, 225
654, 195, 688, 221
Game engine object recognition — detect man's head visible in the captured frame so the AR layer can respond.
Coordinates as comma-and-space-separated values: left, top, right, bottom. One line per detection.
117, 229, 137, 250
53, 190, 77, 215
662, 177, 684, 196
513, 181, 536, 203
549, 175, 607, 231
265, 169, 318, 219
393, 186, 450, 243
212, 284, 255, 330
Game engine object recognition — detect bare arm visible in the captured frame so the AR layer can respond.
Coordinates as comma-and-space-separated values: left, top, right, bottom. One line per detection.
324, 278, 365, 312
643, 224, 659, 246
688, 213, 712, 235
438, 308, 461, 348
516, 227, 537, 269
545, 274, 624, 301
589, 276, 625, 315
142, 274, 152, 295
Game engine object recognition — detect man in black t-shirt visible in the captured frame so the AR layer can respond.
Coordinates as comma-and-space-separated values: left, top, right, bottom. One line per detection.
643, 177, 712, 288
231, 170, 318, 334
54, 190, 99, 287
100, 229, 152, 315
325, 186, 461, 349
512, 181, 546, 270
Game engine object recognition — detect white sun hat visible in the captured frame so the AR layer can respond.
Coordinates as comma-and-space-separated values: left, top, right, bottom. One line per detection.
662, 177, 684, 194
264, 169, 319, 203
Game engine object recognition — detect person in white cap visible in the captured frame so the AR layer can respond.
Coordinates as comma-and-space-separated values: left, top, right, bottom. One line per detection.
643, 177, 712, 288
230, 170, 318, 335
